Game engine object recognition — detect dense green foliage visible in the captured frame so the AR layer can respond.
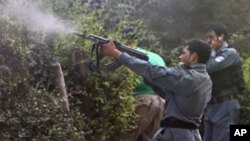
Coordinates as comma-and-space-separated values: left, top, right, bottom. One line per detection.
238, 58, 250, 124
0, 0, 146, 140
243, 58, 250, 90
0, 33, 87, 140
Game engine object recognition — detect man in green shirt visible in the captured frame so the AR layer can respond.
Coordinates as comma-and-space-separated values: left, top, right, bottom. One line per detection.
125, 48, 166, 141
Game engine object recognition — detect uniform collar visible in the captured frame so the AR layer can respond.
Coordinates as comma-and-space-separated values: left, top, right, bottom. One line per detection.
216, 41, 228, 53
211, 42, 228, 57
190, 63, 206, 69
180, 63, 206, 71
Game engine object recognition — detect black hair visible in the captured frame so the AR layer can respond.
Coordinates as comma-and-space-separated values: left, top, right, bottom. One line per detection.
187, 39, 211, 64
206, 23, 228, 40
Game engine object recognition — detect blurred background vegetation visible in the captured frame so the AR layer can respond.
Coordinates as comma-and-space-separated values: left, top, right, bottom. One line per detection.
0, 0, 250, 140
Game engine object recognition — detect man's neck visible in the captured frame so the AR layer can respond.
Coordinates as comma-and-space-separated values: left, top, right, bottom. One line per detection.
215, 41, 228, 52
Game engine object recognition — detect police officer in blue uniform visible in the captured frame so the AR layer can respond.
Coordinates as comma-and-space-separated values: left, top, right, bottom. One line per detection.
203, 23, 245, 141
100, 39, 212, 141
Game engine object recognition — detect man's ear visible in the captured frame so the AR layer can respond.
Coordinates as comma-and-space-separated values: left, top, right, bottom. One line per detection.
218, 34, 224, 41
191, 52, 198, 63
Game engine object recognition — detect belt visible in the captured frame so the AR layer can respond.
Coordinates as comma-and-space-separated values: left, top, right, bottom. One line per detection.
209, 95, 234, 105
160, 117, 198, 129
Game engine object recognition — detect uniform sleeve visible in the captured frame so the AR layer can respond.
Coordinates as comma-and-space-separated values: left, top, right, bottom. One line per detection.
118, 53, 194, 95
206, 48, 240, 73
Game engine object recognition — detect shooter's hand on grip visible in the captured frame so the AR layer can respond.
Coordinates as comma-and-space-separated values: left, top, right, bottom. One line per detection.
100, 40, 122, 60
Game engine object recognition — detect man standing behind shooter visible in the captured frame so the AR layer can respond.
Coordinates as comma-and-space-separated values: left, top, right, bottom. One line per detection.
203, 23, 245, 141
124, 48, 166, 141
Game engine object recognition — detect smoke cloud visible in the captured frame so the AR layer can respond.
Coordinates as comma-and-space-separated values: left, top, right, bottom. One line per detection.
1, 0, 74, 34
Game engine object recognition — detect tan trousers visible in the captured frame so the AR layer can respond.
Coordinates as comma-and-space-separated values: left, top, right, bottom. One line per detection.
124, 95, 165, 141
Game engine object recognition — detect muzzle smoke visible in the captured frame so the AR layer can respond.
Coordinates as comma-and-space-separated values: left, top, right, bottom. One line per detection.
1, 0, 74, 34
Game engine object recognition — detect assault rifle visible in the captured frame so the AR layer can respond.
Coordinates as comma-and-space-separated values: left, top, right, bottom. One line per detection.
73, 31, 149, 72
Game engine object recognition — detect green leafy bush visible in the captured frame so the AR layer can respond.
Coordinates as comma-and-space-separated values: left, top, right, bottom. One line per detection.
0, 88, 87, 141
238, 58, 250, 124
1, 0, 149, 140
